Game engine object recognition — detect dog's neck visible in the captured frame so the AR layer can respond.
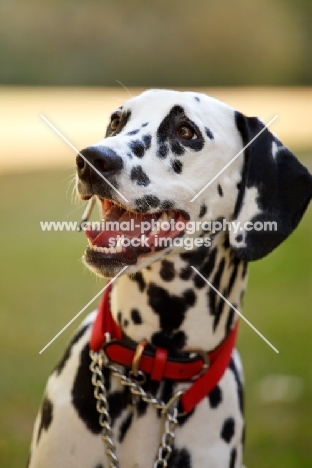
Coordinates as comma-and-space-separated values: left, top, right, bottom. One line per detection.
110, 233, 247, 352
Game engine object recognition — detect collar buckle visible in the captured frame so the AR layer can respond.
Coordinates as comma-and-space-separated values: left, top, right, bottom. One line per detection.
182, 347, 210, 380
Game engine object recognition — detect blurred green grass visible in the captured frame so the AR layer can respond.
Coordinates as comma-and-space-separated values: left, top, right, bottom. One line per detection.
0, 166, 311, 467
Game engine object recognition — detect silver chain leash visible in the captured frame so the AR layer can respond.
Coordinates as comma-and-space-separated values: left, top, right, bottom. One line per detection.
90, 348, 180, 468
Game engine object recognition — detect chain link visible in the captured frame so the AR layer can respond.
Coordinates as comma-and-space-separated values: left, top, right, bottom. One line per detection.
90, 349, 180, 468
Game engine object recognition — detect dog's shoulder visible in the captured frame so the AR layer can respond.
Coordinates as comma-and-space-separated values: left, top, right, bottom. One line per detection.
28, 312, 105, 468
53, 311, 95, 378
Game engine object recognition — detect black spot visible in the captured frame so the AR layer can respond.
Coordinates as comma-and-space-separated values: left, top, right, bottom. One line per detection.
193, 248, 217, 289
179, 266, 193, 280
180, 244, 207, 267
158, 143, 169, 159
213, 289, 227, 331
131, 308, 142, 325
130, 271, 146, 291
107, 389, 130, 421
55, 324, 89, 375
171, 140, 185, 156
229, 448, 237, 468
186, 136, 204, 152
194, 96, 200, 102
208, 385, 223, 408
127, 129, 139, 136
241, 261, 248, 278
168, 447, 192, 468
225, 257, 240, 297
226, 308, 235, 334
123, 319, 129, 327
172, 159, 183, 174
160, 199, 175, 210
183, 289, 196, 307
72, 343, 108, 434
208, 257, 226, 328
135, 195, 160, 212
142, 134, 152, 149
130, 165, 151, 186
221, 417, 235, 443
129, 140, 145, 158
37, 397, 53, 442
148, 283, 188, 332
147, 284, 195, 351
242, 423, 246, 446
119, 412, 133, 442
199, 204, 207, 218
235, 234, 243, 243
229, 358, 244, 414
141, 122, 148, 127
72, 344, 131, 433
205, 127, 214, 140
152, 330, 187, 351
237, 182, 242, 190
117, 311, 122, 325
160, 260, 175, 282
218, 184, 224, 197
223, 235, 230, 249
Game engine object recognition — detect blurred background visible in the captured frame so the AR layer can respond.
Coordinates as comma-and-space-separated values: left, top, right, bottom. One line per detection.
0, 0, 311, 467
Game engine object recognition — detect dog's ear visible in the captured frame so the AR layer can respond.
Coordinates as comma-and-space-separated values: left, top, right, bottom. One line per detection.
229, 112, 312, 261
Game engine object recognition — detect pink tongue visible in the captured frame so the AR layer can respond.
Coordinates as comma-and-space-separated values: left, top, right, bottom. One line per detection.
85, 208, 173, 248
86, 229, 122, 247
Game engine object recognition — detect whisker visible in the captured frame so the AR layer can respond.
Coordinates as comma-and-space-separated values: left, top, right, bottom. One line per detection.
115, 79, 132, 98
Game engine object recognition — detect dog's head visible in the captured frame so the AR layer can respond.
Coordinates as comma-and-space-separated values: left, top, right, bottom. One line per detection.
76, 89, 312, 277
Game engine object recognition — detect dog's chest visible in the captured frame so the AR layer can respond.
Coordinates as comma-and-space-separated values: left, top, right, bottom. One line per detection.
106, 364, 244, 467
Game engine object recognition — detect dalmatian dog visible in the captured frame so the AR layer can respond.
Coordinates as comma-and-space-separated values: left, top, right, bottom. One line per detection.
28, 89, 312, 468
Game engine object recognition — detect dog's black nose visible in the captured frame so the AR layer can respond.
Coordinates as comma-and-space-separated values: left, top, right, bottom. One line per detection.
76, 146, 123, 180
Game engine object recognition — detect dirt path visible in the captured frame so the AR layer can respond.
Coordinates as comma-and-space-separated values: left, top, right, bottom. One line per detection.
1, 87, 311, 173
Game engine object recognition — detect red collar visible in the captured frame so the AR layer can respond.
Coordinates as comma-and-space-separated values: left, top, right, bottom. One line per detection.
90, 283, 238, 415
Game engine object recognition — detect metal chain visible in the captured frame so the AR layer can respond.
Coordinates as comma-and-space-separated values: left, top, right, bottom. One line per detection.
90, 349, 180, 468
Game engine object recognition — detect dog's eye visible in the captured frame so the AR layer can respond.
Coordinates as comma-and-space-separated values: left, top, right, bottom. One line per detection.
177, 125, 196, 140
110, 116, 121, 132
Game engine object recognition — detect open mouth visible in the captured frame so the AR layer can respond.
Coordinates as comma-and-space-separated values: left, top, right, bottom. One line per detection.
84, 198, 188, 266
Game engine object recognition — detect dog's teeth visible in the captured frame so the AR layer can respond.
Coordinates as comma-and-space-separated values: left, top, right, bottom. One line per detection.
116, 236, 124, 252
109, 246, 117, 254
158, 212, 170, 230
89, 245, 110, 253
116, 235, 124, 246
159, 212, 168, 223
